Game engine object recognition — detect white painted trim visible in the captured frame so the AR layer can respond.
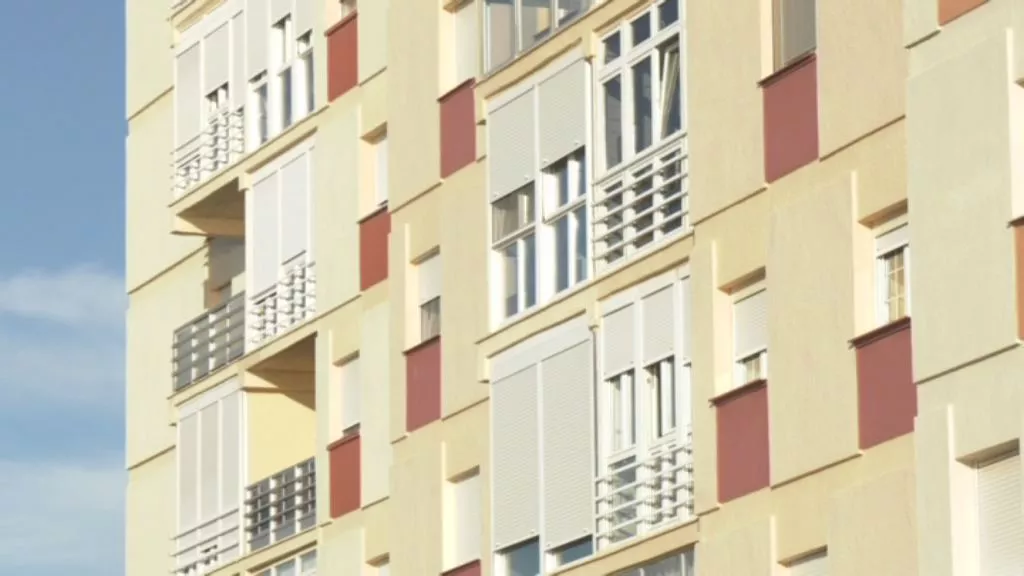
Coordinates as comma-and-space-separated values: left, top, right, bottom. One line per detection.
491, 315, 591, 381
598, 264, 690, 315
486, 45, 586, 113
179, 377, 242, 418
178, 0, 244, 54
250, 133, 317, 181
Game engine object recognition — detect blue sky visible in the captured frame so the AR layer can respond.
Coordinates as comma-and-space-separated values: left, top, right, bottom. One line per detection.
0, 0, 125, 573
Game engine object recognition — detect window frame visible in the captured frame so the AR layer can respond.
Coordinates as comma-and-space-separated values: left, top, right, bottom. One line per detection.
272, 16, 297, 133
248, 73, 270, 149
542, 150, 590, 293
297, 31, 315, 118
874, 224, 910, 327
483, 0, 592, 73
451, 0, 481, 89
772, 0, 817, 71
491, 183, 539, 320
732, 288, 768, 388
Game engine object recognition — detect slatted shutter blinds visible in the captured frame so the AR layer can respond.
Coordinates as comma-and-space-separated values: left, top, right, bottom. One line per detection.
642, 286, 674, 364
542, 341, 593, 549
734, 290, 768, 359
179, 413, 200, 530
280, 153, 310, 262
454, 474, 482, 565
788, 552, 827, 576
341, 358, 361, 429
418, 255, 442, 304
176, 44, 202, 146
538, 60, 587, 169
602, 305, 635, 376
978, 454, 1024, 575
246, 0, 269, 78
251, 175, 280, 293
270, 0, 291, 25
294, 0, 313, 33
491, 367, 540, 550
204, 24, 231, 93
876, 224, 909, 255
680, 276, 692, 361
232, 13, 247, 109
221, 391, 241, 510
199, 403, 221, 520
488, 92, 536, 201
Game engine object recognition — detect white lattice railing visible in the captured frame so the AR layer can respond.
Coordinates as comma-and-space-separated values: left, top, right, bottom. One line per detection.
593, 134, 689, 272
172, 291, 246, 392
245, 457, 317, 552
594, 427, 694, 550
248, 260, 317, 347
174, 108, 246, 197
173, 508, 241, 576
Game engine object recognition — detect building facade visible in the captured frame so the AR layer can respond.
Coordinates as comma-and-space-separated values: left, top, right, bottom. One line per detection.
124, 0, 1024, 574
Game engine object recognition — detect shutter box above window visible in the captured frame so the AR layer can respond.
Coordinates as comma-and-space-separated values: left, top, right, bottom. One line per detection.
875, 223, 909, 256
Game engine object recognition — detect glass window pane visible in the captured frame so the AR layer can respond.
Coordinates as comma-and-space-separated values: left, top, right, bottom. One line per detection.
603, 77, 623, 168
521, 0, 552, 52
555, 537, 594, 565
304, 54, 315, 116
492, 186, 535, 242
555, 215, 570, 292
574, 205, 588, 283
777, 0, 816, 67
603, 32, 621, 63
486, 0, 516, 71
275, 559, 297, 576
632, 58, 653, 153
504, 538, 541, 576
631, 13, 651, 46
658, 0, 679, 28
659, 40, 682, 137
503, 243, 519, 317
524, 234, 537, 308
300, 551, 317, 572
557, 0, 588, 25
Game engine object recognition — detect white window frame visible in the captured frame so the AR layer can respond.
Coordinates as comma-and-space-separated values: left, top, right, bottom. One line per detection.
732, 289, 768, 388
297, 31, 315, 119
272, 15, 297, 133
483, 0, 592, 73
495, 536, 541, 576
418, 254, 442, 342
874, 224, 910, 327
339, 357, 361, 436
248, 72, 270, 149
647, 357, 676, 440
256, 549, 318, 576
542, 149, 590, 293
596, 0, 683, 176
206, 84, 230, 117
451, 0, 480, 88
491, 183, 539, 320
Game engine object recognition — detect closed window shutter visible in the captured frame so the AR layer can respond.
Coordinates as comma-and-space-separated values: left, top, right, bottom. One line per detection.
280, 153, 310, 262
204, 24, 231, 94
199, 403, 221, 520
488, 91, 537, 201
270, 0, 291, 26
176, 44, 202, 146
246, 0, 269, 79
178, 413, 200, 530
251, 174, 280, 294
418, 255, 442, 304
978, 453, 1024, 574
341, 358, 361, 429
538, 60, 588, 170
642, 286, 675, 364
220, 391, 241, 510
788, 551, 827, 576
680, 277, 692, 361
491, 366, 540, 550
542, 341, 594, 549
232, 13, 247, 109
602, 304, 635, 376
733, 290, 768, 360
454, 474, 482, 565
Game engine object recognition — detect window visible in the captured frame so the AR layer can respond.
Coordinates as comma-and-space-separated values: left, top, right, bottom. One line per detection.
733, 289, 768, 387
786, 550, 827, 576
484, 0, 590, 72
339, 357, 361, 436
598, 0, 683, 172
250, 73, 270, 147
274, 16, 296, 130
374, 133, 389, 205
256, 550, 318, 576
773, 0, 816, 70
499, 537, 540, 576
206, 84, 229, 116
977, 453, 1024, 575
550, 537, 593, 567
608, 371, 636, 453
492, 184, 538, 318
875, 224, 910, 326
298, 32, 315, 117
452, 1, 479, 87
418, 254, 442, 341
543, 150, 589, 292
340, 0, 357, 17
445, 472, 482, 569
615, 550, 694, 576
647, 357, 675, 439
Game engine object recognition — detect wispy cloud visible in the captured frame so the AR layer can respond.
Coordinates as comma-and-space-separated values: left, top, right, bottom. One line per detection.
0, 265, 123, 327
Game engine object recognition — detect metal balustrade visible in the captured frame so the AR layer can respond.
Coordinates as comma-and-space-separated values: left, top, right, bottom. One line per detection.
249, 260, 317, 347
594, 428, 694, 550
245, 457, 317, 552
593, 134, 690, 272
173, 508, 242, 576
173, 291, 246, 392
174, 108, 246, 197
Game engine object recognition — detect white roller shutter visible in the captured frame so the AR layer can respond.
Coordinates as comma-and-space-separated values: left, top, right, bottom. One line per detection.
453, 474, 483, 566
491, 366, 540, 550
178, 413, 200, 530
176, 43, 202, 146
232, 13, 247, 109
454, 1, 479, 84
733, 290, 767, 359
978, 453, 1024, 575
220, 391, 241, 510
418, 255, 442, 304
294, 0, 314, 34
875, 223, 909, 256
270, 0, 292, 24
199, 403, 220, 520
602, 304, 635, 376
788, 551, 827, 576
642, 286, 675, 364
246, 0, 269, 78
488, 91, 536, 201
680, 276, 692, 361
280, 153, 310, 262
538, 60, 587, 169
542, 341, 594, 549
204, 23, 231, 93
341, 358, 361, 430
251, 174, 280, 294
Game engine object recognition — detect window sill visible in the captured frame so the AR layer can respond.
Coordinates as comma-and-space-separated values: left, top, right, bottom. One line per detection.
404, 334, 441, 356
441, 559, 481, 576
758, 50, 816, 88
326, 429, 361, 451
438, 77, 477, 103
710, 379, 767, 406
324, 10, 358, 37
358, 202, 389, 224
849, 316, 911, 349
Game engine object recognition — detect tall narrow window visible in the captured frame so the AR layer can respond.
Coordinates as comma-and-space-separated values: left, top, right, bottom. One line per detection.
250, 73, 270, 147
875, 224, 910, 326
298, 32, 314, 117
733, 289, 768, 387
647, 358, 676, 439
418, 254, 442, 341
453, 1, 479, 87
485, 0, 515, 71
373, 133, 389, 206
492, 184, 537, 318
602, 77, 623, 169
608, 371, 636, 453
520, 0, 552, 52
483, 0, 589, 72
773, 0, 816, 70
544, 150, 588, 292
339, 358, 361, 436
274, 16, 296, 130
445, 472, 482, 569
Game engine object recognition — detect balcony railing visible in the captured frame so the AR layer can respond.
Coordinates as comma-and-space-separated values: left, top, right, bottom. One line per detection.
245, 457, 317, 552
593, 133, 689, 272
174, 108, 246, 197
173, 508, 242, 576
249, 259, 317, 347
594, 427, 694, 550
173, 291, 246, 392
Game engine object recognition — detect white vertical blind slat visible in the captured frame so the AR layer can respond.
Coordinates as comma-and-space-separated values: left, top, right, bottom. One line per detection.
246, 0, 269, 79
176, 44, 202, 147
602, 304, 635, 376
251, 174, 280, 294
491, 367, 540, 549
979, 453, 1024, 575
488, 91, 537, 201
734, 290, 768, 360
538, 59, 587, 169
280, 153, 310, 262
204, 23, 231, 93
642, 286, 675, 364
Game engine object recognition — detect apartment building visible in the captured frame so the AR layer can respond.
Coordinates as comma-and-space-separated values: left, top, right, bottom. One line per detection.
125, 0, 1024, 573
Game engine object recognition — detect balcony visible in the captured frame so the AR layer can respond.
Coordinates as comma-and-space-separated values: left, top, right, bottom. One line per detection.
594, 428, 694, 550
245, 457, 317, 552
173, 507, 242, 575
593, 133, 690, 272
175, 108, 246, 198
249, 258, 317, 348
173, 291, 246, 392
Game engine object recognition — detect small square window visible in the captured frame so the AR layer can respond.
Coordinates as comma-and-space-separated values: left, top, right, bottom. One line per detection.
500, 538, 540, 576
630, 13, 651, 46
551, 537, 593, 566
603, 32, 621, 63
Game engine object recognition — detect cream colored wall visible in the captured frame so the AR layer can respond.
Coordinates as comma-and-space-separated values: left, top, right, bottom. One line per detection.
361, 300, 393, 505
359, 0, 390, 82
321, 520, 365, 575
126, 449, 175, 576
391, 425, 445, 576
126, 0, 172, 118
246, 380, 317, 482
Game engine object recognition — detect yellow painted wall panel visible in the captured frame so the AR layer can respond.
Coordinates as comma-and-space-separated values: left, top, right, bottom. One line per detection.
391, 426, 444, 576
361, 71, 389, 134
320, 521, 364, 575
363, 498, 392, 564
389, 223, 410, 442
706, 192, 769, 292
245, 384, 316, 482
127, 0, 172, 117
699, 517, 776, 576
443, 401, 489, 479
359, 0, 390, 82
904, 0, 938, 48
689, 240, 722, 513
362, 301, 393, 504
126, 450, 175, 576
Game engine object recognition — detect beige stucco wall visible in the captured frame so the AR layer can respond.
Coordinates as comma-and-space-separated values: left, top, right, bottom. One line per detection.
391, 424, 445, 576
246, 381, 316, 482
359, 0, 390, 82
126, 0, 172, 118
126, 448, 175, 576
361, 300, 393, 505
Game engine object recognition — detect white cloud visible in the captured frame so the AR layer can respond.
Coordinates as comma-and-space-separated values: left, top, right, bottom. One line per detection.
0, 266, 123, 327
0, 456, 123, 571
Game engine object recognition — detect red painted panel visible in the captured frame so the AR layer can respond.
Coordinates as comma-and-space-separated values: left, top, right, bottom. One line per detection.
440, 80, 477, 178
359, 209, 390, 290
715, 380, 770, 503
443, 560, 481, 576
762, 54, 819, 183
854, 318, 916, 450
327, 13, 359, 102
328, 433, 361, 518
939, 0, 986, 24
406, 336, 442, 432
